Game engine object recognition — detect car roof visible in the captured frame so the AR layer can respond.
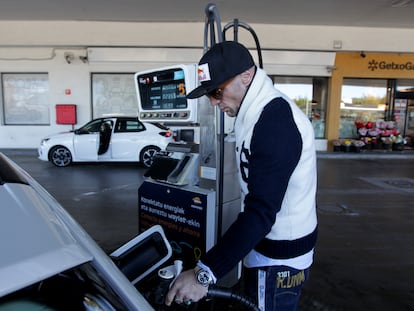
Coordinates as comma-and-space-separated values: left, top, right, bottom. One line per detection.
0, 153, 92, 297
100, 115, 138, 120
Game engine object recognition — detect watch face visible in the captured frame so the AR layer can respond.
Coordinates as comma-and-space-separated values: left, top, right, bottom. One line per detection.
196, 270, 212, 286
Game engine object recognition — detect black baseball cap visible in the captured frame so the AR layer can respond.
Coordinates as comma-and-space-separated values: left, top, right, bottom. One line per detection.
187, 41, 255, 99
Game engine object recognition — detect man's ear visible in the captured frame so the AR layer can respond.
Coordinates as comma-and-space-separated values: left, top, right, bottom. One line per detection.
240, 66, 255, 86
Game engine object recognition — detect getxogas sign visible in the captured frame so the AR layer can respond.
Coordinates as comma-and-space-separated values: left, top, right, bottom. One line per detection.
368, 59, 414, 71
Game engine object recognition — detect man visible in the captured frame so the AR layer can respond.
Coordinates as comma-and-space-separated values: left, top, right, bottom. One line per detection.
166, 41, 318, 311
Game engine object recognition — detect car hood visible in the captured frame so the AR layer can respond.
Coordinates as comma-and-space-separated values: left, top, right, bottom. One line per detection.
42, 131, 74, 140
0, 182, 92, 297
0, 153, 155, 310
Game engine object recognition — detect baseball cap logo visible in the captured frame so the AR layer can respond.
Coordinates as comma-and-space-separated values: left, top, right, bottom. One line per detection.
197, 63, 211, 82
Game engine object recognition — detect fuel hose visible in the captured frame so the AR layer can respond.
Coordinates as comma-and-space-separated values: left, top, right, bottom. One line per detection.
207, 286, 260, 311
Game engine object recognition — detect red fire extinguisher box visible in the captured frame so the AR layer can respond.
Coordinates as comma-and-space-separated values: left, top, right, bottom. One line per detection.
56, 104, 77, 125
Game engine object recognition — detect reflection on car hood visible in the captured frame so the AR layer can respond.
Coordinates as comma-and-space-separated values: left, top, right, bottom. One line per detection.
0, 183, 92, 297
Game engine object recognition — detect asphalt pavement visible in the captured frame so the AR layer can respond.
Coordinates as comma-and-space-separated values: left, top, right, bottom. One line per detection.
1, 148, 413, 311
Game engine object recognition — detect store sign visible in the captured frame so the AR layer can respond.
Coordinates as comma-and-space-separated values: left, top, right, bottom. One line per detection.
368, 59, 414, 72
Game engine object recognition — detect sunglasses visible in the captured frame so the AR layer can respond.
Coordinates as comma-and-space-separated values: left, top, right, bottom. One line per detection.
207, 78, 234, 99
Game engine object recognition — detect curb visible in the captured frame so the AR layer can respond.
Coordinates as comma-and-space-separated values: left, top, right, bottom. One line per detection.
317, 150, 414, 159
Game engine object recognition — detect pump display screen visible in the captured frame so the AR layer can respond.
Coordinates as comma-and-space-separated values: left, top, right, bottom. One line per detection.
137, 68, 187, 111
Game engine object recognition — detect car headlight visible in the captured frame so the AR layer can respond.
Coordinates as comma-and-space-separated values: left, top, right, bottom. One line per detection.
40, 138, 50, 146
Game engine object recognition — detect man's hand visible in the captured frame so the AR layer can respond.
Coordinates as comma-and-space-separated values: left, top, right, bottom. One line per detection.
165, 268, 208, 306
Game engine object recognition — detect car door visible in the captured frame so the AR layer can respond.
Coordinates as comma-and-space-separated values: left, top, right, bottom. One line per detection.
111, 118, 145, 160
73, 119, 102, 160
73, 134, 99, 160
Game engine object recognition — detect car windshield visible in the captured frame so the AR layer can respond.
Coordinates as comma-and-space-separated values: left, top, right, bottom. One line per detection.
77, 120, 103, 134
77, 119, 113, 134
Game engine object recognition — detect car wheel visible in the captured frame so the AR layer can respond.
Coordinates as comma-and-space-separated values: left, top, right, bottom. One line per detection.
49, 146, 72, 167
140, 146, 160, 168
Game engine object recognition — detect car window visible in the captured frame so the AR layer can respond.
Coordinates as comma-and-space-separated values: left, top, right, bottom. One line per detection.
78, 120, 103, 134
114, 119, 145, 133
100, 121, 113, 132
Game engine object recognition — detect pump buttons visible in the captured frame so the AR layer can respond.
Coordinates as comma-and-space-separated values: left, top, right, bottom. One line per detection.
140, 111, 189, 120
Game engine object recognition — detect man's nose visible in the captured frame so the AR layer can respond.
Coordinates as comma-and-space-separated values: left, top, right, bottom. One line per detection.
208, 97, 220, 106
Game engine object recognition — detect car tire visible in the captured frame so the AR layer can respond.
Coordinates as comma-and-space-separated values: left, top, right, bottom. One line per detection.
49, 146, 72, 167
140, 146, 160, 168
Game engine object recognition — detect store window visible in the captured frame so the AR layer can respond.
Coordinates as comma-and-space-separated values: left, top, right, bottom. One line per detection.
395, 79, 414, 138
273, 76, 328, 138
91, 73, 137, 118
396, 79, 414, 92
340, 78, 387, 138
2, 73, 50, 125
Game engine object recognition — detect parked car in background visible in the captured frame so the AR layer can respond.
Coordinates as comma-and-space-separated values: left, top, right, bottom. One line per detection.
0, 152, 172, 311
38, 116, 174, 167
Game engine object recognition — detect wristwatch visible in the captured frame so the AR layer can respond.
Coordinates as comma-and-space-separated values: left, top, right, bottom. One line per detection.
194, 268, 213, 287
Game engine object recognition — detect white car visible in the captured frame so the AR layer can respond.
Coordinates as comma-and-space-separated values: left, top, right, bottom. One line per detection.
0, 152, 172, 310
38, 116, 174, 168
